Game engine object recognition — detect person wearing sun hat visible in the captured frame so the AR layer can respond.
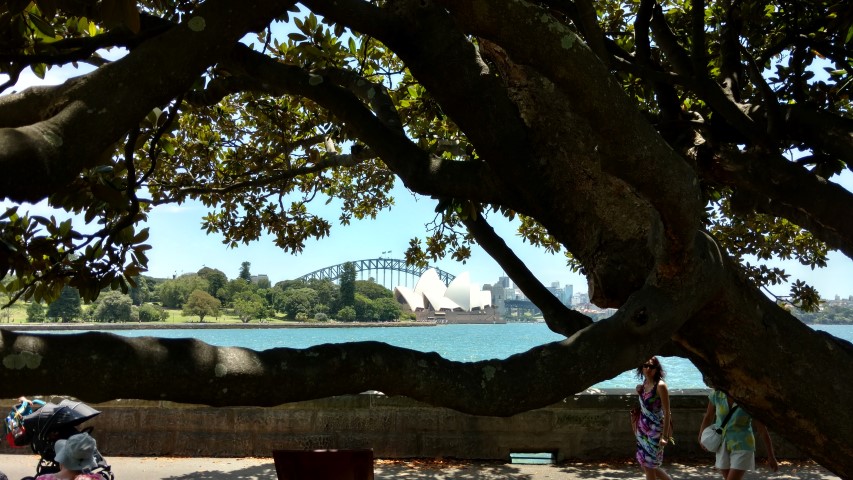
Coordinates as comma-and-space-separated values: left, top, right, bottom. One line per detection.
35, 432, 102, 480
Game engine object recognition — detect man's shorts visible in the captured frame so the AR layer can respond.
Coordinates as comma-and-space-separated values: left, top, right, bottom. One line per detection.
715, 448, 755, 471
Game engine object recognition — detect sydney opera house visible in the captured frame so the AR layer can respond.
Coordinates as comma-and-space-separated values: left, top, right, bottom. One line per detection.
394, 269, 503, 324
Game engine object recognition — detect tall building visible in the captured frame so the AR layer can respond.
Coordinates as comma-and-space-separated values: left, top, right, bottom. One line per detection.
490, 277, 575, 318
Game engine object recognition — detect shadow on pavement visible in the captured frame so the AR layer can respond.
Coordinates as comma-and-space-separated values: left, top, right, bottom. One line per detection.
163, 464, 277, 480
374, 462, 535, 479
549, 461, 837, 480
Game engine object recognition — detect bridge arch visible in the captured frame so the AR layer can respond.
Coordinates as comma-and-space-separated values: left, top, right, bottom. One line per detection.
297, 258, 456, 290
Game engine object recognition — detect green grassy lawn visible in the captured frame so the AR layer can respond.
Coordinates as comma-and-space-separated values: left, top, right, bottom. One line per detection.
0, 303, 291, 325
0, 302, 27, 323
161, 309, 272, 323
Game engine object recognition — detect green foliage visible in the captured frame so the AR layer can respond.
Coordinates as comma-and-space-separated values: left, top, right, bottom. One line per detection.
354, 280, 393, 300
128, 275, 149, 306
157, 274, 209, 309
279, 287, 318, 319
232, 290, 266, 323
26, 301, 46, 323
339, 262, 356, 307
93, 290, 133, 323
182, 289, 220, 322
197, 267, 229, 302
373, 296, 402, 322
224, 278, 252, 305
792, 303, 853, 324
0, 206, 151, 305
336, 305, 356, 322
138, 303, 165, 322
707, 194, 827, 310
239, 261, 252, 282
351, 292, 401, 321
306, 278, 340, 312
46, 286, 82, 322
353, 293, 376, 321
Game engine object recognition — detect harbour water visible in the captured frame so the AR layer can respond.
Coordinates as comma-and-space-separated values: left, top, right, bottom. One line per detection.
24, 323, 852, 389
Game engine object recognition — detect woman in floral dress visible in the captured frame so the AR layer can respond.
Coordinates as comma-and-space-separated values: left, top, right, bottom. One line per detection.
634, 356, 673, 480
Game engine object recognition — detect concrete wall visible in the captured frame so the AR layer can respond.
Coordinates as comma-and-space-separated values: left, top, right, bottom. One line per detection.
2, 391, 803, 461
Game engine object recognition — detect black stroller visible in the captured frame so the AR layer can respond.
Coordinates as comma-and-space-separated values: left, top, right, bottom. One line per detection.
5, 398, 114, 480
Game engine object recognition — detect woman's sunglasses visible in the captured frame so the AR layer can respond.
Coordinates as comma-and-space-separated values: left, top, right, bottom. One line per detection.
642, 364, 656, 369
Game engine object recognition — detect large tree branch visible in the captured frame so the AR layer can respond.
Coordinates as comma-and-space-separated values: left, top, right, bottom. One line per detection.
648, 3, 770, 148
435, 0, 702, 275
717, 0, 743, 101
210, 45, 511, 205
0, 14, 171, 77
0, 249, 717, 415
536, 0, 609, 64
0, 0, 297, 203
778, 105, 853, 167
462, 214, 593, 337
710, 149, 853, 258
675, 264, 853, 478
302, 0, 540, 208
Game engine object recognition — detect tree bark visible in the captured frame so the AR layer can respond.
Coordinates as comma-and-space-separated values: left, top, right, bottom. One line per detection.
1, 0, 852, 477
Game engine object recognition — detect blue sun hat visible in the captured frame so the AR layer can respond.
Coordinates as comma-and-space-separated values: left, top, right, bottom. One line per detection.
54, 432, 98, 471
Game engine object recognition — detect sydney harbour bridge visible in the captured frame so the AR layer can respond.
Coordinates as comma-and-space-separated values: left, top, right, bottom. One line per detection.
297, 258, 547, 318
297, 258, 456, 291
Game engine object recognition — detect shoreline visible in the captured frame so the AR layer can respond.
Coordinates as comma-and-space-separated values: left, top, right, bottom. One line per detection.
0, 320, 438, 331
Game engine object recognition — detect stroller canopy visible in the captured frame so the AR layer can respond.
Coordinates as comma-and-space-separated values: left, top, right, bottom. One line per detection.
23, 400, 101, 433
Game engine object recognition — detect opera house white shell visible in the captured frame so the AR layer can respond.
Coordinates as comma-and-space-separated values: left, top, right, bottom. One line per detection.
394, 268, 492, 312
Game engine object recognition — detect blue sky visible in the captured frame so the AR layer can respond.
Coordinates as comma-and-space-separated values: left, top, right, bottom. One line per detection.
2, 52, 852, 299
139, 178, 853, 299
140, 188, 584, 289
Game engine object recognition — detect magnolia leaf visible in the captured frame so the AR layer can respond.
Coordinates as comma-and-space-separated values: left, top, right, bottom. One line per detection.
29, 12, 56, 37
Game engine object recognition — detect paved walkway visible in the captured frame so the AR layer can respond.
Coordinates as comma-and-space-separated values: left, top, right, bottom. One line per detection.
0, 455, 840, 479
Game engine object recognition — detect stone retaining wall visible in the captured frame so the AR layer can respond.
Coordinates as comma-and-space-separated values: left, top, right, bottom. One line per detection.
2, 391, 803, 461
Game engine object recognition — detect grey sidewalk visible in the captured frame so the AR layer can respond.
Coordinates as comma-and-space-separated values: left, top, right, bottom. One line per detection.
0, 454, 840, 479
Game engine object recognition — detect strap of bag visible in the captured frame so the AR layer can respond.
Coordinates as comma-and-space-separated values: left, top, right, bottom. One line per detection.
718, 404, 739, 432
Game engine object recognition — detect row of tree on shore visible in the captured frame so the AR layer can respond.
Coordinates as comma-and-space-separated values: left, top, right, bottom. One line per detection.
5, 260, 852, 325
9, 262, 408, 324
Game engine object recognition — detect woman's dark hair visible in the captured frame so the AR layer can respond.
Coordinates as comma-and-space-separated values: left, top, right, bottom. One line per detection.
635, 356, 665, 383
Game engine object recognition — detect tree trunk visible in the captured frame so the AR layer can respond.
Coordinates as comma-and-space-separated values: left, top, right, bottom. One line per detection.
1, 0, 851, 476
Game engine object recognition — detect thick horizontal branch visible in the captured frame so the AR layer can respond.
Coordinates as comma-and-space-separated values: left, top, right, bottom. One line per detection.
215, 45, 510, 205
0, 15, 170, 72
1, 232, 725, 414
0, 0, 296, 203
712, 149, 853, 259
0, 270, 707, 415
303, 0, 538, 207
779, 105, 853, 166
